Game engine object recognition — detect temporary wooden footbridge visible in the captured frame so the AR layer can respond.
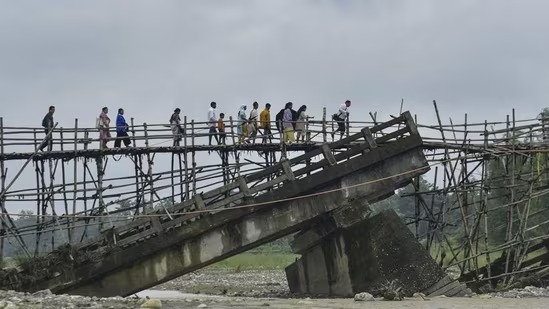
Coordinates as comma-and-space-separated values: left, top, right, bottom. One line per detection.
0, 101, 548, 294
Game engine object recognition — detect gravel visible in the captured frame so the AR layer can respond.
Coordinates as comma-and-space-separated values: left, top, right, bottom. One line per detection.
0, 289, 143, 309
491, 286, 549, 298
155, 269, 290, 298
2, 269, 549, 308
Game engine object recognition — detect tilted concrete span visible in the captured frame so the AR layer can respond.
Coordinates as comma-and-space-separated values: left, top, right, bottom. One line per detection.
6, 112, 430, 297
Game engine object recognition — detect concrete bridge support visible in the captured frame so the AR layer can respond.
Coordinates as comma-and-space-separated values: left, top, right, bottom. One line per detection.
285, 208, 470, 297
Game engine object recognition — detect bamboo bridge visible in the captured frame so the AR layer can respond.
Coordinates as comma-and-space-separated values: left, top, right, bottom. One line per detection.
0, 102, 548, 295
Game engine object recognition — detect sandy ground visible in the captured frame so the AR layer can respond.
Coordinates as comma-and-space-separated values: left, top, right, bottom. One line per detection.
147, 269, 549, 308
136, 292, 549, 309
155, 269, 289, 297
4, 269, 548, 308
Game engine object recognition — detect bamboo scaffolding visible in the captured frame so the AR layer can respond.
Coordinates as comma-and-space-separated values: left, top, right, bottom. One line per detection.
0, 106, 548, 290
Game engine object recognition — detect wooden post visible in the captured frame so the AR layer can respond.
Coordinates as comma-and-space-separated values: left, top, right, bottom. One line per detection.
503, 109, 517, 282
132, 153, 140, 215
482, 119, 492, 282
80, 156, 88, 241
191, 119, 196, 196
143, 123, 149, 148
229, 116, 236, 145
178, 152, 184, 202
346, 113, 350, 138
322, 107, 327, 143
147, 155, 154, 213
38, 159, 47, 254
129, 117, 140, 213
34, 158, 41, 256
183, 116, 189, 199
84, 129, 89, 150
171, 153, 175, 204
130, 118, 136, 147
71, 119, 78, 243
59, 127, 71, 242
0, 117, 4, 261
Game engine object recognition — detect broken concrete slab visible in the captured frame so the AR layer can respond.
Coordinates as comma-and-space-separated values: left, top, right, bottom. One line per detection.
286, 208, 470, 297
34, 140, 428, 297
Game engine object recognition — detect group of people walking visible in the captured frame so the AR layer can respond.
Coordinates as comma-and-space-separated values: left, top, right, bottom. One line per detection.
37, 100, 351, 151
38, 105, 135, 151
209, 99, 351, 145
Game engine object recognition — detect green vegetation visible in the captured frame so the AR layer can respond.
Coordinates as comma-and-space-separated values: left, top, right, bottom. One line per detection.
209, 252, 298, 271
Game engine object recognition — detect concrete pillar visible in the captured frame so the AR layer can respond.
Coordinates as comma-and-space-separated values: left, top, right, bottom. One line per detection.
286, 209, 467, 297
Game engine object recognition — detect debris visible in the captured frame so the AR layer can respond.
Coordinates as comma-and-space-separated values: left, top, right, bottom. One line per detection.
354, 292, 375, 301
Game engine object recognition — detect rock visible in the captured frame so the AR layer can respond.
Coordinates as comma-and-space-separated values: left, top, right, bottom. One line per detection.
141, 298, 162, 308
197, 304, 208, 308
4, 302, 18, 309
297, 300, 314, 305
31, 289, 52, 297
479, 294, 493, 299
261, 303, 271, 306
413, 292, 425, 298
354, 292, 375, 301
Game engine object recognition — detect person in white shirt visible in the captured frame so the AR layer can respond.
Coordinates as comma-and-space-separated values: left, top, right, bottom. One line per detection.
170, 108, 182, 146
208, 101, 219, 145
248, 101, 259, 143
333, 100, 351, 139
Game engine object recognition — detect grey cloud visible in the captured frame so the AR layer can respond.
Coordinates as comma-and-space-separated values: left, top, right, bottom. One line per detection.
0, 0, 548, 127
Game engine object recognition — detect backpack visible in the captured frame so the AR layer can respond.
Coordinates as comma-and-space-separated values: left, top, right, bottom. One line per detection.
275, 109, 284, 131
95, 118, 101, 130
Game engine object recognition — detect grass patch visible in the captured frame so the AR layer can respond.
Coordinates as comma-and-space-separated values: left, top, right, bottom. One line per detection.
208, 252, 299, 271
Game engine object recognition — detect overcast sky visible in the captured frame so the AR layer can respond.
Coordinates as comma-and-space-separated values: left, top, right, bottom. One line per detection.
1, 0, 548, 128
1, 1, 549, 216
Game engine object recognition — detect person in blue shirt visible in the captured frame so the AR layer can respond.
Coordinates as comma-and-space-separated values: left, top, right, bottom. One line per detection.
114, 108, 131, 148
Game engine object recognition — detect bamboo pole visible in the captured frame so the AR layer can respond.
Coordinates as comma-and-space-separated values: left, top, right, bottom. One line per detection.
59, 127, 71, 242
184, 116, 189, 199
481, 119, 493, 283
0, 118, 5, 261
322, 107, 327, 143
503, 112, 516, 283
71, 119, 78, 243
191, 119, 197, 197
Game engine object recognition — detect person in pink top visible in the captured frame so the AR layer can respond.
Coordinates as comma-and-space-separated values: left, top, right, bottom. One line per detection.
98, 107, 111, 149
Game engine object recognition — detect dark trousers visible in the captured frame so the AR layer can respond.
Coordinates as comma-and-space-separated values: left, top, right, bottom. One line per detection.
335, 117, 346, 132
218, 130, 226, 144
209, 127, 219, 145
38, 129, 52, 151
114, 132, 131, 147
261, 127, 272, 143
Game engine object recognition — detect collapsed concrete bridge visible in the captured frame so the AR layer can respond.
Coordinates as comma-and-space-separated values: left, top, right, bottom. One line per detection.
0, 112, 467, 297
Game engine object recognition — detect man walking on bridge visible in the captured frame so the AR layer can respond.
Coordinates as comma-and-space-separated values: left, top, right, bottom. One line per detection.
208, 101, 219, 145
170, 108, 183, 146
114, 108, 131, 148
38, 105, 55, 152
333, 100, 351, 139
260, 103, 272, 143
249, 101, 259, 143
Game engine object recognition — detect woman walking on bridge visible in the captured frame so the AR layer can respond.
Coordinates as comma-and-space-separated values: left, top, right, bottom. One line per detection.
295, 105, 312, 142
97, 107, 111, 149
237, 104, 248, 143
